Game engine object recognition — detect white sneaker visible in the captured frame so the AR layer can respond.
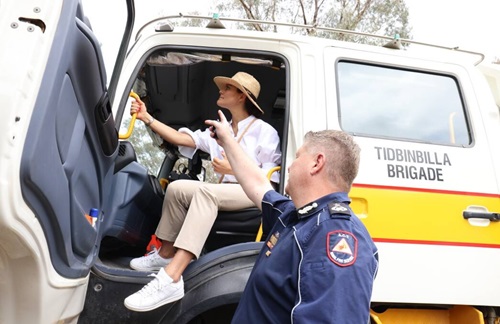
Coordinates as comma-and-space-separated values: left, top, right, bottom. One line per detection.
129, 248, 172, 271
124, 268, 184, 312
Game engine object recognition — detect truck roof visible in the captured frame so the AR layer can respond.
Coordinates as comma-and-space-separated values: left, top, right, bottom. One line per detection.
134, 13, 486, 66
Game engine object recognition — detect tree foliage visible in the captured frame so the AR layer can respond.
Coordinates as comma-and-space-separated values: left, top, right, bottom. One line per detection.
214, 0, 412, 44
124, 119, 165, 175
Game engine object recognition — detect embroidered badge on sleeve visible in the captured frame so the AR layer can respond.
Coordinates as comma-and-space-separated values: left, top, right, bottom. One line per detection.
327, 230, 358, 267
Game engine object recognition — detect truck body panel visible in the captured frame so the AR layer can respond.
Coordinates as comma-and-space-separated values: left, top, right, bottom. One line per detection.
2, 0, 500, 322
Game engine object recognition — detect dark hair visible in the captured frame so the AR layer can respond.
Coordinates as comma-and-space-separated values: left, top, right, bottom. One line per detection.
245, 100, 263, 118
237, 88, 263, 118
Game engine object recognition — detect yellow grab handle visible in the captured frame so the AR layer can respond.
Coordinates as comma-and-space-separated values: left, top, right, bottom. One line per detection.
119, 91, 139, 139
255, 166, 281, 242
159, 178, 169, 190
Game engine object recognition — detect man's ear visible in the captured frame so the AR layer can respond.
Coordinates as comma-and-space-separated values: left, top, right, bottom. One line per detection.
311, 153, 326, 175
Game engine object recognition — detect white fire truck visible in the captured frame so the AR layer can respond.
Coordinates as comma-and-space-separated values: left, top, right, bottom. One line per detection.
2, 0, 500, 322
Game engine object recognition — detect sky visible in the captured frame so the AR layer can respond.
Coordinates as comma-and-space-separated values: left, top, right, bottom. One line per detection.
82, 0, 500, 72
404, 0, 500, 62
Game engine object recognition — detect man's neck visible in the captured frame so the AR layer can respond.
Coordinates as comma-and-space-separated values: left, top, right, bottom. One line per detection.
291, 183, 344, 208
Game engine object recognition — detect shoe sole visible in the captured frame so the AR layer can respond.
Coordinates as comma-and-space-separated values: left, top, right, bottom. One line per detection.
129, 263, 164, 272
129, 259, 172, 272
124, 291, 185, 312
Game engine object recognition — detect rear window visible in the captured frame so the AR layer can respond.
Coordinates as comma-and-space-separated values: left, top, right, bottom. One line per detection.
337, 61, 470, 146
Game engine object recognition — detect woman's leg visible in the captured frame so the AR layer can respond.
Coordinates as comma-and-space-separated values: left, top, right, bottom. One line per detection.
129, 180, 201, 270
125, 183, 255, 311
155, 180, 202, 257
172, 183, 254, 260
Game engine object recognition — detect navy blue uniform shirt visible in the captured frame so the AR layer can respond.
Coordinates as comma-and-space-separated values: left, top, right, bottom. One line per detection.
232, 190, 379, 323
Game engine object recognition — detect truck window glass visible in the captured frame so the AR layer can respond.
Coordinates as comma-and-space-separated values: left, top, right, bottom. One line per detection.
337, 61, 470, 146
120, 107, 166, 176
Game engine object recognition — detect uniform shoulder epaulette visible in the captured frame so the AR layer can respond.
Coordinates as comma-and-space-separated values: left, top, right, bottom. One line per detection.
327, 202, 351, 218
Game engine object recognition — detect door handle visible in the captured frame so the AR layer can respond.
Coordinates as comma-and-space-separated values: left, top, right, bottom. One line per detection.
463, 210, 500, 221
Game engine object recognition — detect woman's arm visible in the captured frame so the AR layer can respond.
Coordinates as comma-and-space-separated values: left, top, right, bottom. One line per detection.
131, 97, 195, 148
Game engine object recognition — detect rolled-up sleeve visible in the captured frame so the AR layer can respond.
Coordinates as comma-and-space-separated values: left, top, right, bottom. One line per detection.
177, 128, 198, 159
177, 118, 281, 183
178, 127, 222, 160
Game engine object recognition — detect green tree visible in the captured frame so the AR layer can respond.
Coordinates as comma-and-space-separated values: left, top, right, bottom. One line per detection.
214, 0, 412, 44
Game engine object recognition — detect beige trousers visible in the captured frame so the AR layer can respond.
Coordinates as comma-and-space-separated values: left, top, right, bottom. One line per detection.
155, 180, 255, 258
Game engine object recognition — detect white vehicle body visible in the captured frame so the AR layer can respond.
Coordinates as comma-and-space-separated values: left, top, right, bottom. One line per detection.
2, 0, 500, 323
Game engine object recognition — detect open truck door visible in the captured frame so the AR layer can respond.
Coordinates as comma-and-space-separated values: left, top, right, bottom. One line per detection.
1, 1, 266, 322
0, 0, 133, 322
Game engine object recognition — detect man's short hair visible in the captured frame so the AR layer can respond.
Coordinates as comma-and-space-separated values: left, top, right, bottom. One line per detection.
304, 130, 360, 191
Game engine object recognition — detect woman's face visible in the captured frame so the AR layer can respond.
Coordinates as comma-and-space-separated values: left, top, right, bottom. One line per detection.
217, 84, 245, 109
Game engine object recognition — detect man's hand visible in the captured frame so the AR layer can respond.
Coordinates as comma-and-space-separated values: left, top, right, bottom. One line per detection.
206, 110, 232, 145
206, 110, 272, 210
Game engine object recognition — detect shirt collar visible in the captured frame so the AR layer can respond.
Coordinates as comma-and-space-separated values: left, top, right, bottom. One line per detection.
296, 192, 350, 219
230, 115, 256, 134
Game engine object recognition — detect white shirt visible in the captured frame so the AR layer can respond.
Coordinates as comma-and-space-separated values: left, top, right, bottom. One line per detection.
178, 115, 281, 183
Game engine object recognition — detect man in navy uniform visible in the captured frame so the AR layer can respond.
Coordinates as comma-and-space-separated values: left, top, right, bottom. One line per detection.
206, 110, 379, 323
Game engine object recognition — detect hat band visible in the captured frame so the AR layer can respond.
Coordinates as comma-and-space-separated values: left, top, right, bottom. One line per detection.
242, 86, 258, 101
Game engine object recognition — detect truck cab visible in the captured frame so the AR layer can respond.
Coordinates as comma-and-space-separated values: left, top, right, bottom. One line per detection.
2, 0, 500, 323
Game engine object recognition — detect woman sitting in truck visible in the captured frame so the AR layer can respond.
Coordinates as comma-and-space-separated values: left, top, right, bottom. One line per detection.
124, 71, 281, 312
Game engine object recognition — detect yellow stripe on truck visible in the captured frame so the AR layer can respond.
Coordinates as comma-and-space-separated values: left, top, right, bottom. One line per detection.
350, 184, 500, 248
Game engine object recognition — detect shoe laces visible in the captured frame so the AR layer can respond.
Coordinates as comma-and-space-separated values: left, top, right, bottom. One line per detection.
144, 246, 158, 257
136, 273, 164, 297
142, 248, 162, 265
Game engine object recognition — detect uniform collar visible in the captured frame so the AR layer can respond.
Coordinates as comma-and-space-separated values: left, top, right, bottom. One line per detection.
296, 192, 350, 219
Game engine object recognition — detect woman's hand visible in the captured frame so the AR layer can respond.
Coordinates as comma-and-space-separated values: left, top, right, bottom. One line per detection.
212, 152, 233, 175
130, 96, 150, 122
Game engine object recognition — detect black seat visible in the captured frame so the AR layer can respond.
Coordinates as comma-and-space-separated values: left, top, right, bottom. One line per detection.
205, 208, 263, 253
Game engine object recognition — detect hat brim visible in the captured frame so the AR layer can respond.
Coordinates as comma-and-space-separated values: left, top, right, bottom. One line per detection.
214, 76, 264, 114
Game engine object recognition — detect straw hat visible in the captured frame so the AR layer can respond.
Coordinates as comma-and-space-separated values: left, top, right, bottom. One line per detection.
213, 72, 263, 114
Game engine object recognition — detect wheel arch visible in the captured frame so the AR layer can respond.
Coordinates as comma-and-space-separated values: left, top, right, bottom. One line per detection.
162, 241, 263, 323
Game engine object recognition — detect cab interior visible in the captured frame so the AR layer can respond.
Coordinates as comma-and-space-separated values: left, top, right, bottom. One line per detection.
97, 49, 288, 270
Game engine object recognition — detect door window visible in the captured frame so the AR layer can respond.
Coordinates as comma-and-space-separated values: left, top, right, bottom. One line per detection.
337, 61, 470, 146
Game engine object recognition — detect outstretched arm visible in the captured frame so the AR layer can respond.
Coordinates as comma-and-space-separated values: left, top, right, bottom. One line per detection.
131, 97, 195, 148
206, 110, 274, 209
